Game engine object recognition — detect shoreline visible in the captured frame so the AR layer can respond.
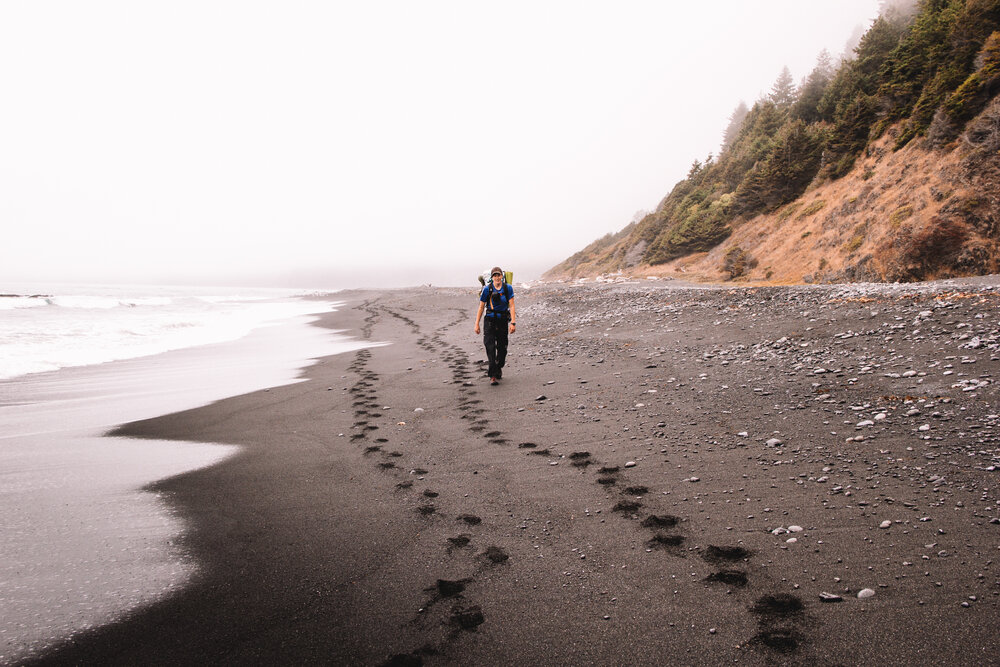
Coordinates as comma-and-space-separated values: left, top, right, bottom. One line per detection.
20, 281, 1000, 665
0, 308, 365, 664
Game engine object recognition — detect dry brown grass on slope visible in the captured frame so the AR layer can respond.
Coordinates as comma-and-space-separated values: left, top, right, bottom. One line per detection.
546, 100, 1000, 286
637, 118, 999, 285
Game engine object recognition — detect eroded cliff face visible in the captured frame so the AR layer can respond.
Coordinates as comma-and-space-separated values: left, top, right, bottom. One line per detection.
686, 101, 1000, 284
546, 98, 1000, 285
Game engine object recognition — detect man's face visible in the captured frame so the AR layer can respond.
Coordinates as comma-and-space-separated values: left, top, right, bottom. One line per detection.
492, 273, 502, 287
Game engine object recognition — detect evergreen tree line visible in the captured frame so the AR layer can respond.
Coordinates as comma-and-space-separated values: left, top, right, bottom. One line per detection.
631, 0, 1000, 266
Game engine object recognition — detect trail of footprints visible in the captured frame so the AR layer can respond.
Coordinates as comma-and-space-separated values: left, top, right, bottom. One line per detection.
343, 307, 517, 666
483, 413, 809, 650
347, 304, 806, 661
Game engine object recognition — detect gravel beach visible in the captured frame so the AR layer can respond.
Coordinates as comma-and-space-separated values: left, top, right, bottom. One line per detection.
27, 278, 1000, 666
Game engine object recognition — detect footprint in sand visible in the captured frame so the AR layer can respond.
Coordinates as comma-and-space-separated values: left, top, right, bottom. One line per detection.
431, 578, 468, 597
641, 514, 680, 529
647, 533, 685, 550
451, 604, 485, 631
748, 593, 806, 654
478, 546, 509, 564
702, 545, 751, 563
751, 593, 803, 616
447, 535, 471, 549
751, 629, 803, 654
612, 500, 642, 514
705, 569, 748, 587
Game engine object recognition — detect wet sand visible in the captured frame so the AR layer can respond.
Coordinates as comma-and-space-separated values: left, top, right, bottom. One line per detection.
1, 311, 362, 664
23, 280, 1000, 666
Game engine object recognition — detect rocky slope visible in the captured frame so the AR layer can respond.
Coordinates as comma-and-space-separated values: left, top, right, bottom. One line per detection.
546, 3, 1000, 285
683, 105, 1000, 284
546, 98, 1000, 285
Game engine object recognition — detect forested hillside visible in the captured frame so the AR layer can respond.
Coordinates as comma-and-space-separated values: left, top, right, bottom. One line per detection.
546, 0, 1000, 283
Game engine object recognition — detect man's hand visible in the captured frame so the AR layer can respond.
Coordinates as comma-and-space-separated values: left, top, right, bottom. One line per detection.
508, 322, 516, 334
474, 323, 480, 334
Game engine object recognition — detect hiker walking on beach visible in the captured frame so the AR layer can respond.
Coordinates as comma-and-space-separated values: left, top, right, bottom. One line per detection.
474, 267, 516, 386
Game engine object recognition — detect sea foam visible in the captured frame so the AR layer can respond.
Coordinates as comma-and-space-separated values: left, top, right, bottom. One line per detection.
0, 284, 335, 380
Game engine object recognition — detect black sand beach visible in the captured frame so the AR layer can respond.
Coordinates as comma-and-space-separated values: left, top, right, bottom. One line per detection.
23, 280, 1000, 666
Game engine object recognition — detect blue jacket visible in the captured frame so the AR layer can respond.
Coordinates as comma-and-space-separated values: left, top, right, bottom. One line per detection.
481, 283, 514, 318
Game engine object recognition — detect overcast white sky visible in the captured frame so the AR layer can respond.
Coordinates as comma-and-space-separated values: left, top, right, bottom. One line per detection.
0, 1, 880, 289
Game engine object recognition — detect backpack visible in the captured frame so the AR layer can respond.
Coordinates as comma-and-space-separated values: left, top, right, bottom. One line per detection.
477, 270, 513, 287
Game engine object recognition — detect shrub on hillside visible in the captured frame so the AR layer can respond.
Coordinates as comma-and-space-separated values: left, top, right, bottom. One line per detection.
645, 192, 734, 264
879, 215, 970, 280
722, 246, 757, 279
797, 200, 827, 219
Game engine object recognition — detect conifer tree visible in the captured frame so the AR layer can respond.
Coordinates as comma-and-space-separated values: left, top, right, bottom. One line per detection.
721, 101, 749, 151
793, 50, 836, 123
769, 66, 797, 108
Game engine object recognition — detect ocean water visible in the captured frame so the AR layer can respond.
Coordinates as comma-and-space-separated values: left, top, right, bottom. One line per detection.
0, 282, 337, 380
0, 284, 373, 663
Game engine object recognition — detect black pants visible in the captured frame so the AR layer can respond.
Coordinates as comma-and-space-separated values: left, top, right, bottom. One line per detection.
483, 316, 509, 379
